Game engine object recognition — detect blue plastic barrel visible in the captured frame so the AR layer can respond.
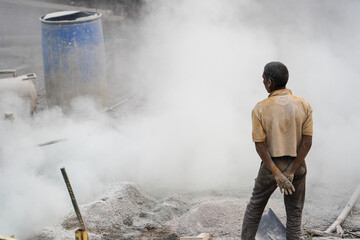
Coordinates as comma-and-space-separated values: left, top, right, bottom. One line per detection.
40, 11, 107, 107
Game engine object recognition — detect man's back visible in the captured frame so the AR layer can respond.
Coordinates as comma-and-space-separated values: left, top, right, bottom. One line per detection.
252, 89, 313, 157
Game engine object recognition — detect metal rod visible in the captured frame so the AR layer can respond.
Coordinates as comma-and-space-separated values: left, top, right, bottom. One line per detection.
60, 167, 86, 230
0, 69, 17, 77
37, 138, 67, 147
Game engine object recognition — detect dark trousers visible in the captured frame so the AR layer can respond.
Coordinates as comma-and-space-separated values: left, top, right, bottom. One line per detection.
241, 157, 307, 240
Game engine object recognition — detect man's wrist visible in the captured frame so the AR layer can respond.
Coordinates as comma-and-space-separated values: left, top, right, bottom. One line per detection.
271, 166, 280, 175
287, 165, 297, 175
288, 170, 295, 175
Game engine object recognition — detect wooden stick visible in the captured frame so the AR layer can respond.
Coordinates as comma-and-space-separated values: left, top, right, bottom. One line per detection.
37, 138, 67, 147
180, 233, 211, 240
104, 93, 136, 112
325, 184, 360, 234
305, 228, 341, 237
344, 230, 360, 238
335, 224, 344, 237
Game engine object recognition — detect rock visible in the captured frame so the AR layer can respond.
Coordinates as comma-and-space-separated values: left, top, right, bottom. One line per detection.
162, 233, 179, 240
123, 216, 133, 226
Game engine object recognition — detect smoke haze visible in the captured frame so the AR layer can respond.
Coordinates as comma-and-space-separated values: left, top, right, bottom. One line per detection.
1, 0, 360, 237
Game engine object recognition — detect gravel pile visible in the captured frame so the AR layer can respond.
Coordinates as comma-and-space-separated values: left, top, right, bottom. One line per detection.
34, 183, 190, 239
31, 182, 360, 240
33, 182, 249, 239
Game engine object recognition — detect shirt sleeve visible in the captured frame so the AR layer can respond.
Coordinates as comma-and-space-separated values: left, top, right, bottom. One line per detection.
302, 104, 313, 136
252, 107, 266, 142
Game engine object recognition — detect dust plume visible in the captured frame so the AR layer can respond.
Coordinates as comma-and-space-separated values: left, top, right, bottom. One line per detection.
0, 0, 360, 238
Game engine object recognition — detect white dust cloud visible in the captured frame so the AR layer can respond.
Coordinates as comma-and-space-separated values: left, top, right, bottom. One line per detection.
1, 0, 360, 237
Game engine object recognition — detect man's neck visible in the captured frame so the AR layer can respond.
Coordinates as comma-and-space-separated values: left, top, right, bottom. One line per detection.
271, 87, 286, 92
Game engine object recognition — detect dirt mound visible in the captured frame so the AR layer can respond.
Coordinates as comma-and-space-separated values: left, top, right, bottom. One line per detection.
34, 182, 192, 239
169, 199, 247, 239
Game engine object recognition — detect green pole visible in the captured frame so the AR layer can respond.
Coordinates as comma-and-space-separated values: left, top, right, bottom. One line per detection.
60, 167, 86, 230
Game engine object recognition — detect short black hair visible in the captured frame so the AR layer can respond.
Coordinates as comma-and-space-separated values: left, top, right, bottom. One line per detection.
263, 62, 289, 87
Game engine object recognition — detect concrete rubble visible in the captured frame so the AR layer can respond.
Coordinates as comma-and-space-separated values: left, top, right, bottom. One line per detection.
31, 182, 360, 240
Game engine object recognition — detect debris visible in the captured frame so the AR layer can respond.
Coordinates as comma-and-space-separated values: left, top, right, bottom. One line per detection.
180, 233, 211, 240
37, 138, 67, 147
31, 182, 360, 240
0, 236, 17, 240
4, 112, 14, 121
162, 233, 179, 240
325, 184, 360, 236
104, 93, 136, 112
344, 229, 360, 238
305, 228, 342, 238
123, 216, 133, 226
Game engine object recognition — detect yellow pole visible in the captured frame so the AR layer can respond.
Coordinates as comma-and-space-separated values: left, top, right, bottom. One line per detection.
75, 229, 88, 240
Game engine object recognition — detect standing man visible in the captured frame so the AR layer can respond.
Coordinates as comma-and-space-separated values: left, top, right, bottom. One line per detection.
241, 62, 313, 240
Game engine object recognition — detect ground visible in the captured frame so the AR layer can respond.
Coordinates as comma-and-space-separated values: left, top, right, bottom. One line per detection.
31, 182, 360, 239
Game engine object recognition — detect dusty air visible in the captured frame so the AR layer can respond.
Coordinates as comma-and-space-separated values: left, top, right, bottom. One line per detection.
0, 0, 359, 240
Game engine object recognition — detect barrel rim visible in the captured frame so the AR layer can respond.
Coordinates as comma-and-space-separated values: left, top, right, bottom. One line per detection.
39, 11, 101, 24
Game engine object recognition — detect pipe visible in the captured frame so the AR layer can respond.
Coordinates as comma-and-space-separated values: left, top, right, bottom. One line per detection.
0, 70, 37, 113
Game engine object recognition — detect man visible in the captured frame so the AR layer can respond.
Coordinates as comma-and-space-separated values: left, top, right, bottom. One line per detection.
241, 62, 313, 240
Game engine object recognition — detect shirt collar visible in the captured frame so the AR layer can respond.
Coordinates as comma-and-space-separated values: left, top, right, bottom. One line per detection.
268, 88, 292, 97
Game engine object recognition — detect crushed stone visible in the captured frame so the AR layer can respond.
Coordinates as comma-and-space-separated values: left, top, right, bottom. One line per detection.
32, 181, 360, 240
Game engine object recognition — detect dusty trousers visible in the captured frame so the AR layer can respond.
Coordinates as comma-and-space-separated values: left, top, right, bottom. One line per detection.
241, 157, 307, 240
